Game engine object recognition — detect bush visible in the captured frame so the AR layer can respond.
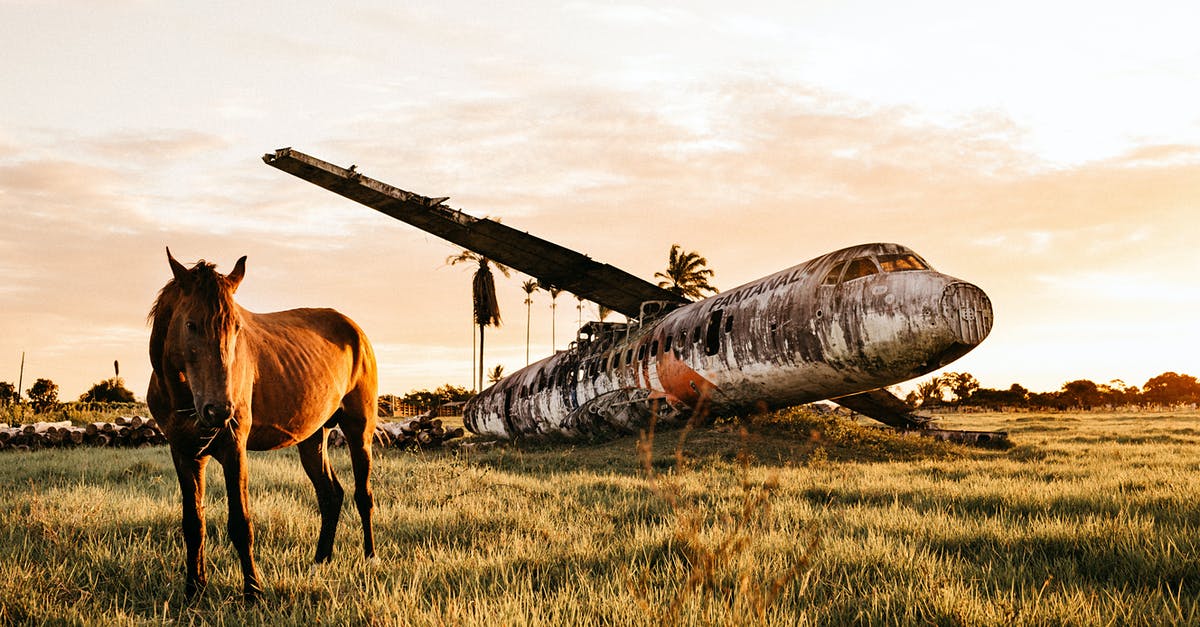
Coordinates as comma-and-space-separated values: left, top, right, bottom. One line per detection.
0, 382, 17, 407
26, 378, 59, 414
79, 377, 136, 404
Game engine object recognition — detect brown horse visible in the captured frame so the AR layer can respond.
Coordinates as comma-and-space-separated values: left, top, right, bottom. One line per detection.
147, 249, 378, 601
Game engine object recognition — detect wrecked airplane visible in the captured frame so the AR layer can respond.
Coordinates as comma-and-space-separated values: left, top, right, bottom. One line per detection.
264, 148, 1005, 444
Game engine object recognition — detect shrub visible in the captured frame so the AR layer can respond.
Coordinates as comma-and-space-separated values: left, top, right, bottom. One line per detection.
26, 378, 59, 414
79, 377, 137, 404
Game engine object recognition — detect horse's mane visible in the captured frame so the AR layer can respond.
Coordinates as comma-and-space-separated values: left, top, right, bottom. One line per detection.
148, 260, 239, 378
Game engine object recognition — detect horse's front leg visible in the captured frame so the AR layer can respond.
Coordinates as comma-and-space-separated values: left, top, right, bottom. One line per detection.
170, 450, 208, 599
221, 443, 263, 602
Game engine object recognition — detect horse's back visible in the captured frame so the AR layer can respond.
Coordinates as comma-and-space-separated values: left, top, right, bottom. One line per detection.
244, 307, 377, 450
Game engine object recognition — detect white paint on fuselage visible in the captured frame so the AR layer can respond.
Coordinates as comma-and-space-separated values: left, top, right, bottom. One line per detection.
465, 243, 990, 439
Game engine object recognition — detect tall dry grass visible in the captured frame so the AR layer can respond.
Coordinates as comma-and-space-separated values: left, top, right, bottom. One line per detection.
0, 407, 1198, 625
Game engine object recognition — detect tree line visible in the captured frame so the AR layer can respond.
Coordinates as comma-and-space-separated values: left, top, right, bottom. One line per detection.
904, 371, 1200, 410
379, 384, 474, 415
0, 376, 138, 415
12, 240, 1187, 417
7, 370, 1197, 419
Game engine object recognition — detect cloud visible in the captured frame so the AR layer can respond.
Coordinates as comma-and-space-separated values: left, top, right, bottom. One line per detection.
79, 130, 228, 165
3, 77, 1197, 397
0, 158, 129, 220
298, 79, 1198, 394
565, 2, 697, 27
288, 80, 1198, 295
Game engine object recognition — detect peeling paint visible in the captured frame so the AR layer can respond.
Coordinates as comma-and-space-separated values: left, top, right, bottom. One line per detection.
464, 243, 994, 439
261, 150, 996, 442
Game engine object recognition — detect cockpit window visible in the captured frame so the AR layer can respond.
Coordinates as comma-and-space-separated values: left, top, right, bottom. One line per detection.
841, 257, 879, 282
821, 261, 846, 285
879, 253, 929, 272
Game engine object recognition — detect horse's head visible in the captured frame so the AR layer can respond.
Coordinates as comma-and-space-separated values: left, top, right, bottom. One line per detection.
162, 249, 248, 430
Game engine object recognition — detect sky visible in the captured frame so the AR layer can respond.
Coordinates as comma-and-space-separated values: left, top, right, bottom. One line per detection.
2, 0, 1198, 401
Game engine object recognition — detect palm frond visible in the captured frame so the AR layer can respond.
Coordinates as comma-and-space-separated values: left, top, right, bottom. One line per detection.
656, 244, 719, 300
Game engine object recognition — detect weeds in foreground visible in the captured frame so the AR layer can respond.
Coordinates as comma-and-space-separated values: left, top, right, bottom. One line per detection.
629, 413, 819, 624
4, 409, 1199, 624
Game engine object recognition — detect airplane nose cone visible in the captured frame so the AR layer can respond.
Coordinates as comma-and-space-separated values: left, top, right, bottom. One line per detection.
941, 282, 993, 345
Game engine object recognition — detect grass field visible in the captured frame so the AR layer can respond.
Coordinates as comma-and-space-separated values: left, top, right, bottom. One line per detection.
1, 407, 1198, 625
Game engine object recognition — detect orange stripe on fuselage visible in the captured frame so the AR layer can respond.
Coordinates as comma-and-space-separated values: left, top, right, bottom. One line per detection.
655, 350, 716, 407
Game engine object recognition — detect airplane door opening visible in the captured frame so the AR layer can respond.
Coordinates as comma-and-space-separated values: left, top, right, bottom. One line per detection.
705, 310, 724, 356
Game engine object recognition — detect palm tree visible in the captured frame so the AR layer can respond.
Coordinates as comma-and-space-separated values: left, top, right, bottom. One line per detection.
917, 375, 947, 406
447, 250, 510, 391
549, 287, 562, 351
598, 305, 612, 322
487, 364, 506, 384
575, 294, 585, 329
521, 279, 539, 365
655, 244, 719, 300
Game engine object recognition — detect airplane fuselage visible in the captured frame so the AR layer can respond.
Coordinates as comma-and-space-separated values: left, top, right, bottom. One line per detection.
260, 151, 996, 441
464, 243, 992, 438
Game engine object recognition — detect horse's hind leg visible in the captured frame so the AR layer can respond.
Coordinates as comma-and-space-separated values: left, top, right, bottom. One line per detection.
338, 390, 376, 559
298, 426, 344, 563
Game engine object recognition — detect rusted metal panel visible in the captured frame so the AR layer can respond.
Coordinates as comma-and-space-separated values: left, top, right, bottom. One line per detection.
262, 148, 686, 318
463, 243, 996, 440
261, 150, 999, 442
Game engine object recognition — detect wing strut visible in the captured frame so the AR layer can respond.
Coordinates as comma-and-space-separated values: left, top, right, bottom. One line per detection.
834, 389, 1009, 446
262, 148, 687, 319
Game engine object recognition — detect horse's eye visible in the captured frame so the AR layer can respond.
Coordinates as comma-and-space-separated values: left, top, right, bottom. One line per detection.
185, 321, 197, 332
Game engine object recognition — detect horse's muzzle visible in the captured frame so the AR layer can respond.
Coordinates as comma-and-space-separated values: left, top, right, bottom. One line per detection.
201, 401, 233, 428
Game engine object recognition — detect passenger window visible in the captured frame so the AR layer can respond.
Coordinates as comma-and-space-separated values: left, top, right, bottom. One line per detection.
724, 315, 734, 333
637, 345, 646, 361
879, 253, 929, 272
705, 310, 723, 356
822, 262, 846, 285
625, 349, 633, 365
841, 257, 879, 282
664, 335, 673, 352
651, 340, 659, 356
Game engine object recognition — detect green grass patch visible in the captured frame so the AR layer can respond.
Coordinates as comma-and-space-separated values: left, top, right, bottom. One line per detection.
1, 407, 1198, 625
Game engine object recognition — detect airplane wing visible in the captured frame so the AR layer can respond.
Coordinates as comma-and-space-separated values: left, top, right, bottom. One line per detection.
262, 148, 687, 319
834, 388, 1008, 445
832, 388, 933, 430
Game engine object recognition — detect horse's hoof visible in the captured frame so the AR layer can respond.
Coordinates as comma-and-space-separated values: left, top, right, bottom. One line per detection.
184, 581, 206, 602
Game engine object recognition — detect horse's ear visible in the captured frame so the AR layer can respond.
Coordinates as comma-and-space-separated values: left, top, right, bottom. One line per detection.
166, 247, 191, 291
227, 255, 247, 292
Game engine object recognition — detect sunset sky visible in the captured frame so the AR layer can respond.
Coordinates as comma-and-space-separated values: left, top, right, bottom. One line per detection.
2, 0, 1197, 401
